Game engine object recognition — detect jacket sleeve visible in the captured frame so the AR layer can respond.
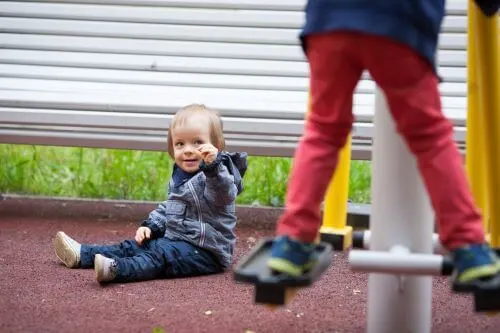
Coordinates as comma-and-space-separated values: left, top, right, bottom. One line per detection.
140, 201, 168, 239
200, 154, 238, 206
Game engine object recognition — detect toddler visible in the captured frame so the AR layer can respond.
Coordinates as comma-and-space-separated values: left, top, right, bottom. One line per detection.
54, 104, 247, 283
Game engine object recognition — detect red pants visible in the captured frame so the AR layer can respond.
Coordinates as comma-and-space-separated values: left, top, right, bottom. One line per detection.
276, 32, 485, 250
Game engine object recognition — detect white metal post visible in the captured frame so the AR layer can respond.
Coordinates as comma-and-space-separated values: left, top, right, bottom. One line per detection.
366, 88, 435, 333
350, 247, 447, 275
355, 230, 447, 255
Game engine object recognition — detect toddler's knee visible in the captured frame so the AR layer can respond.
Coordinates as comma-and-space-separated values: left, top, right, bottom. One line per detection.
305, 118, 352, 148
399, 116, 454, 154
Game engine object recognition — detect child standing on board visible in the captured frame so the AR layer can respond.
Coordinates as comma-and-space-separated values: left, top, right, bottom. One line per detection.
54, 104, 247, 283
266, 0, 500, 291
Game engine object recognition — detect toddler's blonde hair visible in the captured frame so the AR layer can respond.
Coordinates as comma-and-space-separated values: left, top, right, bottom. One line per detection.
167, 104, 225, 158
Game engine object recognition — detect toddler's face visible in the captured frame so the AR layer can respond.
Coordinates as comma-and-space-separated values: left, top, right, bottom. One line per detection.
171, 114, 212, 173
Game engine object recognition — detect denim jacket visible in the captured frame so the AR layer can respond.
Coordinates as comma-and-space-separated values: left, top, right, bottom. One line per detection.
141, 151, 248, 270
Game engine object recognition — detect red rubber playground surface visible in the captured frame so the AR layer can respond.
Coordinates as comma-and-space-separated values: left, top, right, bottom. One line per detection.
1, 197, 500, 333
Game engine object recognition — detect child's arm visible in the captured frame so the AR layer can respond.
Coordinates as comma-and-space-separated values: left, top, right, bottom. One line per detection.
200, 154, 238, 206
139, 202, 169, 239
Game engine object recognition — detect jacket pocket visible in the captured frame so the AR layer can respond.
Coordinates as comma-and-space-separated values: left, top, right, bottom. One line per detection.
163, 200, 187, 235
165, 200, 187, 216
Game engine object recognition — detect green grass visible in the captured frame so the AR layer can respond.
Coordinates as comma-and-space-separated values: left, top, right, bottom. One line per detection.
0, 144, 372, 206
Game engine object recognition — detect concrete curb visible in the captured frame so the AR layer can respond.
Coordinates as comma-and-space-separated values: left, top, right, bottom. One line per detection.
0, 194, 370, 230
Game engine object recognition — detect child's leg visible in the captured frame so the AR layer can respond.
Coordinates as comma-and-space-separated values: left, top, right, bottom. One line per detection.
54, 231, 144, 269
268, 31, 364, 276
275, 32, 364, 242
95, 238, 222, 283
362, 34, 500, 283
80, 239, 143, 268
362, 35, 484, 250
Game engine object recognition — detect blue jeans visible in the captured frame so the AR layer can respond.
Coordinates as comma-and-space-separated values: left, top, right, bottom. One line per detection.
80, 238, 222, 282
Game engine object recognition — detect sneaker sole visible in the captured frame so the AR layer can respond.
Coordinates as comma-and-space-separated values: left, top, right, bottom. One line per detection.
267, 258, 303, 277
453, 262, 500, 292
458, 263, 500, 283
54, 231, 79, 268
94, 254, 108, 283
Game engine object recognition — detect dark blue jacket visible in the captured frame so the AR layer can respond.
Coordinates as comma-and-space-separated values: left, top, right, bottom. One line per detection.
300, 0, 446, 70
300, 0, 499, 71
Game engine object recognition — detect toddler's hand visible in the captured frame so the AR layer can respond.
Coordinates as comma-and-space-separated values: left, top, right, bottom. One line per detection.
198, 144, 218, 165
135, 226, 151, 245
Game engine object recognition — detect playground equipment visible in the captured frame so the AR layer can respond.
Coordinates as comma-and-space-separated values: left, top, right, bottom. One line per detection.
352, 230, 447, 255
319, 135, 353, 251
467, 0, 500, 247
233, 237, 333, 305
234, 0, 500, 328
348, 3, 500, 332
311, 90, 354, 251
348, 85, 436, 331
318, 1, 500, 253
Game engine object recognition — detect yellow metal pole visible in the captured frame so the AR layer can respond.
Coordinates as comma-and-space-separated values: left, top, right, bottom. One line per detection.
306, 91, 353, 250
319, 134, 353, 250
473, 5, 500, 246
466, 0, 490, 232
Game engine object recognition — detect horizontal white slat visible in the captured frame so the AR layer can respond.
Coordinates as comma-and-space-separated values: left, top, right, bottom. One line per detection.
0, 78, 468, 120
0, 125, 464, 159
6, 0, 468, 14
0, 108, 307, 136
436, 66, 467, 82
0, 64, 467, 96
5, 0, 308, 10
0, 2, 468, 30
442, 15, 468, 32
0, 88, 314, 120
0, 123, 376, 159
0, 16, 467, 45
0, 79, 360, 120
436, 50, 467, 67
0, 127, 302, 158
0, 84, 467, 125
1, 35, 466, 67
438, 35, 466, 50
0, 33, 466, 63
446, 0, 470, 14
1, 124, 302, 142
0, 108, 414, 145
0, 2, 304, 28
0, 107, 467, 142
0, 50, 308, 77
0, 34, 306, 61
0, 64, 310, 92
0, 49, 467, 80
0, 18, 299, 45
0, 77, 315, 102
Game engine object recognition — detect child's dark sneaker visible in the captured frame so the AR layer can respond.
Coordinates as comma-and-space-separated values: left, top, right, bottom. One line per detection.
267, 235, 317, 277
451, 243, 500, 291
94, 254, 118, 283
53, 231, 81, 268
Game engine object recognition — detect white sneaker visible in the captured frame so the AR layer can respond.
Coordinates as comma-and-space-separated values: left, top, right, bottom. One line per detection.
54, 231, 81, 268
94, 254, 118, 283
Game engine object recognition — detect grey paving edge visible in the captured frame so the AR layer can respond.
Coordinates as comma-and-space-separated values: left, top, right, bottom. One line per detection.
0, 193, 370, 230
